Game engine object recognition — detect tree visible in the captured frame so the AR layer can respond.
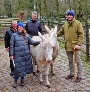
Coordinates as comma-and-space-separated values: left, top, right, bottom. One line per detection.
4, 0, 12, 17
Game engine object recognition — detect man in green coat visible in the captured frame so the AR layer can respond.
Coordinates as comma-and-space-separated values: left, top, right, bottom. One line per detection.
57, 10, 84, 82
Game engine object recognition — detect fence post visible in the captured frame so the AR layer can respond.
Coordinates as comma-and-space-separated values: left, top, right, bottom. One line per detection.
85, 23, 89, 61
85, 0, 89, 61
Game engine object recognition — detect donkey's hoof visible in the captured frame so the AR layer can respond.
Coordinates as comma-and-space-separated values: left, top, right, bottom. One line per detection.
51, 71, 54, 75
47, 85, 51, 88
51, 71, 53, 73
40, 81, 43, 85
52, 73, 55, 76
37, 70, 39, 73
33, 72, 35, 75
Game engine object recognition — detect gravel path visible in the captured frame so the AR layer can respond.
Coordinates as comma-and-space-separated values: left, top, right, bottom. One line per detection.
0, 46, 90, 92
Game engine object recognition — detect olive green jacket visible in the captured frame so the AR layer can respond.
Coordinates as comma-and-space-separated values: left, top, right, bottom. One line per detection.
57, 18, 84, 51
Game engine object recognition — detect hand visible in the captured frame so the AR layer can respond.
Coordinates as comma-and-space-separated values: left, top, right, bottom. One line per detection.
10, 56, 14, 60
6, 47, 9, 52
40, 40, 42, 43
74, 45, 81, 50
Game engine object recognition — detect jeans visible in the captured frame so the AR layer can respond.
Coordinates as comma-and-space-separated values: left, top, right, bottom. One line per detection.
14, 76, 24, 81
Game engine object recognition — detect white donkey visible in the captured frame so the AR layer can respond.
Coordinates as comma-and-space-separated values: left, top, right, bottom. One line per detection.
30, 32, 53, 88
34, 25, 59, 75
44, 25, 59, 75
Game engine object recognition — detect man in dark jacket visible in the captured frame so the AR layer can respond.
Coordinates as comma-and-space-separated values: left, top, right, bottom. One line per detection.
25, 11, 42, 66
25, 11, 42, 37
4, 21, 17, 76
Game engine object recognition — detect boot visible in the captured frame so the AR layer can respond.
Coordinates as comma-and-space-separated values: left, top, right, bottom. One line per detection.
21, 80, 25, 86
13, 80, 17, 88
75, 77, 81, 82
65, 75, 74, 79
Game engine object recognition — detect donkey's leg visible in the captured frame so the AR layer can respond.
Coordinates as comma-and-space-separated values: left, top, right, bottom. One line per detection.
46, 63, 51, 88
33, 59, 36, 75
51, 62, 53, 74
38, 62, 43, 84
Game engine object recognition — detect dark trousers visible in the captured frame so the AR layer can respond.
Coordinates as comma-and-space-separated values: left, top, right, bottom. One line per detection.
10, 59, 14, 72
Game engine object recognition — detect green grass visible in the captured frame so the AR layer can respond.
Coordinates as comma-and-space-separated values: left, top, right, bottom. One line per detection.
84, 62, 90, 68
57, 39, 64, 48
83, 59, 90, 71
0, 42, 4, 47
80, 51, 90, 69
80, 52, 86, 61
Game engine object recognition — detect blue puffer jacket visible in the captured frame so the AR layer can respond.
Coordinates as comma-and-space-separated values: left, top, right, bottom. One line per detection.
25, 19, 42, 37
10, 32, 40, 77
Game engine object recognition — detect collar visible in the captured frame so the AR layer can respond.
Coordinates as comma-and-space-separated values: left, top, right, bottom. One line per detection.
17, 31, 23, 35
31, 19, 37, 23
10, 27, 16, 33
67, 18, 75, 24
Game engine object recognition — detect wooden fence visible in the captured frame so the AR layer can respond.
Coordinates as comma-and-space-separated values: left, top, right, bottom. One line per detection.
0, 18, 19, 27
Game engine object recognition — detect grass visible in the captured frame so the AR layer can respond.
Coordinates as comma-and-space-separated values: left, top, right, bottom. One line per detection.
84, 62, 90, 68
80, 51, 90, 69
57, 39, 64, 48
0, 41, 4, 47
80, 52, 87, 62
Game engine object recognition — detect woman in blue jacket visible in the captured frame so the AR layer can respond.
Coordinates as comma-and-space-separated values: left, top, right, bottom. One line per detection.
10, 22, 40, 88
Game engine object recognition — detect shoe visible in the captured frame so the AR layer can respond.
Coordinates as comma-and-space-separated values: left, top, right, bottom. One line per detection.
13, 80, 17, 88
10, 71, 14, 76
21, 80, 25, 86
65, 75, 74, 79
75, 77, 81, 82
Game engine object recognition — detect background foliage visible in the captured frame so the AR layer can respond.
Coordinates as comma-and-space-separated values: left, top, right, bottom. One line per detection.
0, 0, 90, 22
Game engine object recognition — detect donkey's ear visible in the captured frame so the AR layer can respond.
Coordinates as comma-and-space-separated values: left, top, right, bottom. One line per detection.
54, 25, 57, 33
45, 25, 51, 33
38, 32, 46, 41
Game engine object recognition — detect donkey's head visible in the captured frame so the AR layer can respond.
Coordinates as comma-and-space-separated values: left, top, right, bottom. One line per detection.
45, 25, 57, 47
38, 32, 53, 62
